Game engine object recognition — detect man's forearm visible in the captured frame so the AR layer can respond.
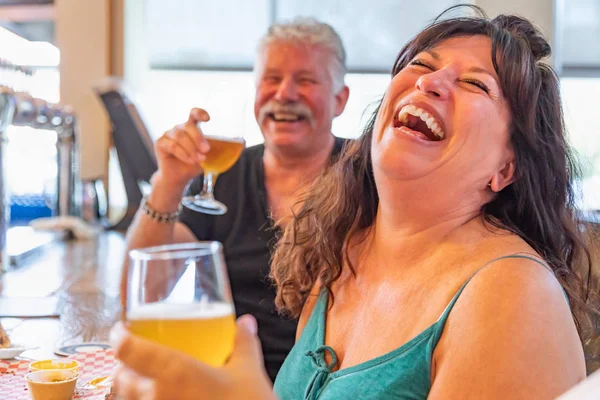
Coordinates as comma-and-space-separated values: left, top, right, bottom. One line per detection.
125, 208, 178, 250
125, 173, 188, 250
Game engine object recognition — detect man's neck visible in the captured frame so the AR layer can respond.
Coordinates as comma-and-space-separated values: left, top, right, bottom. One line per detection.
262, 134, 336, 222
263, 134, 336, 188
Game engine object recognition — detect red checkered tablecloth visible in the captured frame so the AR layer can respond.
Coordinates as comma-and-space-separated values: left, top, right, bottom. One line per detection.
0, 349, 116, 399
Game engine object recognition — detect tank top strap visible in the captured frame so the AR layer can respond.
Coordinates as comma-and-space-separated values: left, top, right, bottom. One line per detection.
431, 253, 552, 341
295, 289, 331, 347
314, 290, 330, 345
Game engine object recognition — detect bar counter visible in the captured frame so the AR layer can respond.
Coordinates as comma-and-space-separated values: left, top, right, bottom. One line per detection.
0, 231, 125, 361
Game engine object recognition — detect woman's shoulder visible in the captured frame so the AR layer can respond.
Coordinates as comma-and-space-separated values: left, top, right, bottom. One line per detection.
463, 251, 565, 303
429, 251, 586, 397
456, 227, 566, 315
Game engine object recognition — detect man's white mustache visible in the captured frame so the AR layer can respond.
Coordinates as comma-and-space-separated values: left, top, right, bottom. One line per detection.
258, 101, 314, 122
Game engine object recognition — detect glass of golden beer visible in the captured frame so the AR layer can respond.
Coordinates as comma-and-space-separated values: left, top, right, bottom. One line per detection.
182, 134, 245, 215
126, 242, 236, 366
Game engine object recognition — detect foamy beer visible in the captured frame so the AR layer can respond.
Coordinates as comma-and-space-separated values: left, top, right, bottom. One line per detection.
126, 242, 236, 366
128, 302, 235, 366
201, 136, 245, 175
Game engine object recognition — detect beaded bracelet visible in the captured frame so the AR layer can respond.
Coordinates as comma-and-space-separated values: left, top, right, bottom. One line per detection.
141, 196, 182, 223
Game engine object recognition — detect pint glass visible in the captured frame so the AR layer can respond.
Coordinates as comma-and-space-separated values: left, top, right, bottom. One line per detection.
126, 242, 235, 366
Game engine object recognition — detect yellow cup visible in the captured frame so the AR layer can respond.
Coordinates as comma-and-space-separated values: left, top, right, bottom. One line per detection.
29, 359, 80, 373
25, 369, 79, 400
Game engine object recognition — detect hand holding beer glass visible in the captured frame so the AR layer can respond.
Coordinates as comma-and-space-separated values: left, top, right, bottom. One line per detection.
125, 242, 236, 366
181, 110, 245, 215
154, 106, 245, 215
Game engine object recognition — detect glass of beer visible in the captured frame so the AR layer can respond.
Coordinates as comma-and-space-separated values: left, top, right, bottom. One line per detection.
182, 134, 245, 215
125, 242, 236, 366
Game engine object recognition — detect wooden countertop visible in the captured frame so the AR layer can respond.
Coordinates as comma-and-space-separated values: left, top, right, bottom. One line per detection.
0, 231, 126, 361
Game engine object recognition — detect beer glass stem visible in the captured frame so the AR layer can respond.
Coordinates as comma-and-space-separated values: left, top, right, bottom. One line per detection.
181, 171, 228, 214
200, 172, 217, 201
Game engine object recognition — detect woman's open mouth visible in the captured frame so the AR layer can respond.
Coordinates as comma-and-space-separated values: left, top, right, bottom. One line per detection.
393, 104, 445, 142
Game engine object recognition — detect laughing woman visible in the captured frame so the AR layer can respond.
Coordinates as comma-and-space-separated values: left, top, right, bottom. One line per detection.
111, 7, 598, 400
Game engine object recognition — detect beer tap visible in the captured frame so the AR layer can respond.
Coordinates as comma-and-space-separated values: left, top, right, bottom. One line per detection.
0, 85, 80, 272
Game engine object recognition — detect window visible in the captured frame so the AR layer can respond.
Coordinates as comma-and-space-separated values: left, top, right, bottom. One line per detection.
561, 0, 600, 211
144, 0, 467, 72
562, 0, 600, 73
561, 78, 600, 211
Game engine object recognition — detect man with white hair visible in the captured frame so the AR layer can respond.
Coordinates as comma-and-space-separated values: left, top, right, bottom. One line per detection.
123, 17, 350, 381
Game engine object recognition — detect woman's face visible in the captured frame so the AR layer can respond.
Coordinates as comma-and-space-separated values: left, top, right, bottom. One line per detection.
372, 35, 514, 193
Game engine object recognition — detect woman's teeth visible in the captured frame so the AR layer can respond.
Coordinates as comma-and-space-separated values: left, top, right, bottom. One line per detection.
397, 105, 445, 140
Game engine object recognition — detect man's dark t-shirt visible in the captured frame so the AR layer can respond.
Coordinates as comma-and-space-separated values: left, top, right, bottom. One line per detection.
178, 136, 348, 381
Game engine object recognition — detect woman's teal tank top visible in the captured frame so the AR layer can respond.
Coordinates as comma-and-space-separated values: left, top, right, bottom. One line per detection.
273, 255, 553, 399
